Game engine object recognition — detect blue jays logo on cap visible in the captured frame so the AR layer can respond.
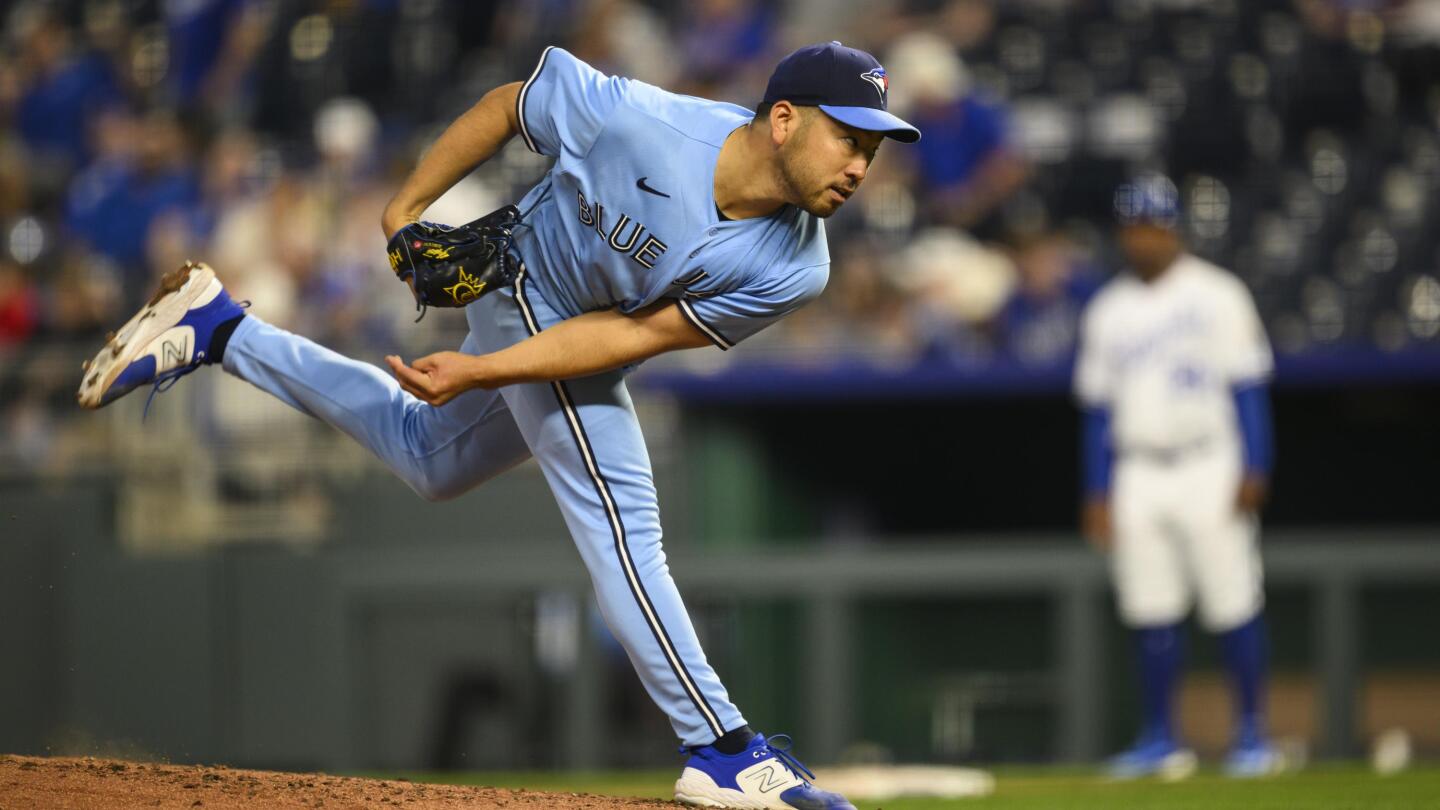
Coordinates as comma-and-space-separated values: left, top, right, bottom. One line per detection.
761, 42, 920, 142
1115, 173, 1181, 228
860, 67, 889, 106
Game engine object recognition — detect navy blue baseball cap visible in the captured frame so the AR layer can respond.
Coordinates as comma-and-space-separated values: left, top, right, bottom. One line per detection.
1114, 173, 1181, 228
762, 41, 921, 143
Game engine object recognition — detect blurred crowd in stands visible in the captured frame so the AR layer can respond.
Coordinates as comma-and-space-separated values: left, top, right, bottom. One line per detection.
3, 0, 1440, 470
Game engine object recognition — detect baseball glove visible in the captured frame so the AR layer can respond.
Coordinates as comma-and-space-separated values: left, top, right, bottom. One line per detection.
386, 205, 521, 319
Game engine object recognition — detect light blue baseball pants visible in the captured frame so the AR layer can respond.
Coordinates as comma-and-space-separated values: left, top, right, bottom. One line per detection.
221, 268, 746, 746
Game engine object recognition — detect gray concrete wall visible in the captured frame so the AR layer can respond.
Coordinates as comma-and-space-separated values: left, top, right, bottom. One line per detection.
5, 476, 1439, 770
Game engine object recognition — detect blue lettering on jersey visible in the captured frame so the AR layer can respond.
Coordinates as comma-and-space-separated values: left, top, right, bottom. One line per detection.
577, 188, 669, 269
1171, 363, 1209, 391
1111, 309, 1208, 371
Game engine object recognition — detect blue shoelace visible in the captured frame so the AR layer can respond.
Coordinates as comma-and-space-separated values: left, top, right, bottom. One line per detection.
141, 355, 205, 421
684, 733, 817, 784
762, 734, 817, 783
140, 301, 250, 420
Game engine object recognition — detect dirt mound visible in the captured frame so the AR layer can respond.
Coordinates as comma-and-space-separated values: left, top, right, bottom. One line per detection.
0, 754, 678, 809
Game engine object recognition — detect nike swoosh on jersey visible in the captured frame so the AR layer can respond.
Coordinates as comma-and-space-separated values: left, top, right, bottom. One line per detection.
636, 177, 671, 198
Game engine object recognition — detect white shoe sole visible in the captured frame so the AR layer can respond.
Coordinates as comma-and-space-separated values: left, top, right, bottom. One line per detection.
1225, 750, 1286, 778
1106, 748, 1198, 782
76, 261, 217, 409
675, 768, 785, 809
1158, 749, 1198, 782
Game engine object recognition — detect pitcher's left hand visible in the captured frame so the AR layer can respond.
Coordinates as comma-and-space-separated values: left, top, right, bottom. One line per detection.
387, 352, 483, 406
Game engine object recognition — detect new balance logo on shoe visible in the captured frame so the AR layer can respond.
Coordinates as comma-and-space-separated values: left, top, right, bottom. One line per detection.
743, 765, 787, 793
162, 337, 189, 367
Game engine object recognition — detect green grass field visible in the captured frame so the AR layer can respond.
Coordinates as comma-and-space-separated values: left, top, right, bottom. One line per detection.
399, 765, 1440, 809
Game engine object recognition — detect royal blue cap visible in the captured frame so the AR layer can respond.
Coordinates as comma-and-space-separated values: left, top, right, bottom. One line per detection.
1114, 173, 1181, 228
762, 41, 921, 143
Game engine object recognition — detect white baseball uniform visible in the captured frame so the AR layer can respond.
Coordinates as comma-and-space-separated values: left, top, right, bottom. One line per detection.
1075, 253, 1273, 631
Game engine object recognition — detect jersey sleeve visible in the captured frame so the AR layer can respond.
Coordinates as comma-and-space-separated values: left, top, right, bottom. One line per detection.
1073, 299, 1112, 405
516, 47, 629, 159
1219, 281, 1274, 384
676, 264, 829, 350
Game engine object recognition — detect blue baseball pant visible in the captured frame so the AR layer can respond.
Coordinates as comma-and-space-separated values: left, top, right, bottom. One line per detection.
221, 270, 746, 746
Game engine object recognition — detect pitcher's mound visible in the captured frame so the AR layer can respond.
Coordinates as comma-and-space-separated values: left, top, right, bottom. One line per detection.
0, 754, 678, 809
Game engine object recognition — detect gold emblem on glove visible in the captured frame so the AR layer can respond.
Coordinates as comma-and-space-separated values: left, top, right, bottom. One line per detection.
443, 267, 487, 304
422, 244, 453, 260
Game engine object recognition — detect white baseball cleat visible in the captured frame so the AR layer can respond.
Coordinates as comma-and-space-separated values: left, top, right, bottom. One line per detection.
675, 733, 855, 809
76, 261, 245, 410
1225, 739, 1287, 778
1105, 737, 1198, 781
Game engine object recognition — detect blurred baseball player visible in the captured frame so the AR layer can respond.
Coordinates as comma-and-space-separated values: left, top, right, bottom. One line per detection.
78, 42, 919, 809
1075, 174, 1280, 779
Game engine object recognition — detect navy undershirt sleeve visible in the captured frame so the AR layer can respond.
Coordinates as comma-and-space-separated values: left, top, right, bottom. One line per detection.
1232, 381, 1274, 475
1081, 407, 1114, 497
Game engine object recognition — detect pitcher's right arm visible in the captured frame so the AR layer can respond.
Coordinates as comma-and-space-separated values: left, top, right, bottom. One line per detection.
381, 82, 522, 238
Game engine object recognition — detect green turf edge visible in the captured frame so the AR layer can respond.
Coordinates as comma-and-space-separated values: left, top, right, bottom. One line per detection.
360, 764, 1440, 810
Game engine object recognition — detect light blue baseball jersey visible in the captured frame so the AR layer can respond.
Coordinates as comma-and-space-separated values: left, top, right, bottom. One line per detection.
218, 47, 848, 755
511, 46, 830, 350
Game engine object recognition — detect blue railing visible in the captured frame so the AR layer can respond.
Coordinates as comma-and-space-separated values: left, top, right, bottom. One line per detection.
635, 347, 1440, 403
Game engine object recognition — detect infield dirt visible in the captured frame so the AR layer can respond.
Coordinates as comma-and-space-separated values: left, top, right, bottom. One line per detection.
0, 754, 677, 809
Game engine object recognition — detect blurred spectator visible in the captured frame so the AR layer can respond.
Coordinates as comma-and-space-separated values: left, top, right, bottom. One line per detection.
852, 0, 998, 56
1391, 0, 1440, 45
45, 253, 123, 340
675, 0, 777, 102
249, 1, 398, 141
897, 227, 1016, 360
208, 170, 305, 330
886, 31, 1028, 234
64, 108, 201, 289
301, 97, 398, 349
8, 5, 124, 180
1293, 0, 1409, 40
65, 107, 201, 279
936, 0, 998, 55
569, 0, 680, 86
165, 0, 272, 110
189, 128, 264, 240
994, 233, 1102, 365
777, 239, 919, 360
0, 137, 32, 221
0, 260, 40, 346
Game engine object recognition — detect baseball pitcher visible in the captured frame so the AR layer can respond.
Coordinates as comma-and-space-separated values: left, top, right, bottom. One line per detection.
78, 42, 920, 809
